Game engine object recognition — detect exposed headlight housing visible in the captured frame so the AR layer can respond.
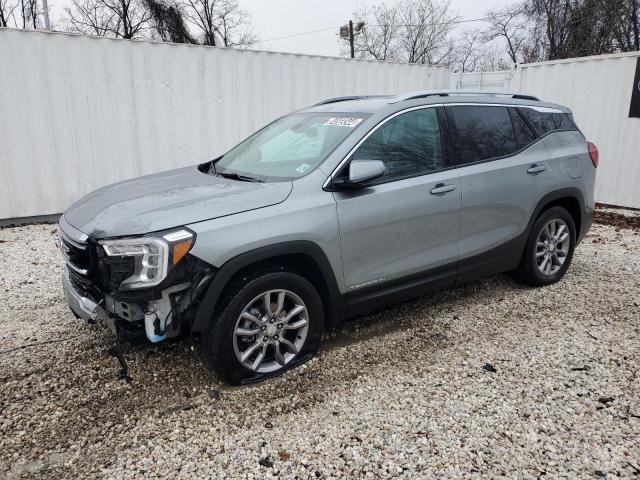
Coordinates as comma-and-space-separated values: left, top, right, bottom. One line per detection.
100, 228, 194, 290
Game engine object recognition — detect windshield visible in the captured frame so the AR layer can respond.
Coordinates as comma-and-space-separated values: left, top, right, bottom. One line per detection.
214, 112, 369, 181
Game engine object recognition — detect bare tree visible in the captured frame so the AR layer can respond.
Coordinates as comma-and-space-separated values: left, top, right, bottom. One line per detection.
602, 0, 639, 51
145, 0, 196, 43
526, 0, 570, 60
451, 28, 485, 72
521, 0, 637, 60
352, 0, 457, 64
62, 0, 259, 47
0, 0, 18, 27
476, 44, 510, 71
63, 0, 151, 39
1, 0, 49, 29
181, 0, 216, 44
20, 0, 39, 28
352, 3, 401, 61
396, 0, 458, 64
213, 0, 256, 47
484, 3, 528, 64
181, 0, 257, 47
63, 0, 116, 35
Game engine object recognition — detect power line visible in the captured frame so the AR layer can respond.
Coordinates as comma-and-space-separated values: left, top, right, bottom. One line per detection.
372, 16, 492, 27
253, 26, 340, 44
252, 16, 491, 45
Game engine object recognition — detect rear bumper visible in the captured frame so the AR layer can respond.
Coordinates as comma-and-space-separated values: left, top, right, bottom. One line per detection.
577, 207, 594, 245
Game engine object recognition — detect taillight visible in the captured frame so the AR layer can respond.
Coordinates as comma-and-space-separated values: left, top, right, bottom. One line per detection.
587, 141, 599, 168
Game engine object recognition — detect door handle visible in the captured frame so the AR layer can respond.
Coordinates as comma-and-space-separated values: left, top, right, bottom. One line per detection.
430, 183, 457, 195
527, 164, 546, 174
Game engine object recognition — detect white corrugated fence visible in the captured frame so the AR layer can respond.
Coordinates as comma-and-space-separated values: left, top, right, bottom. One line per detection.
1, 29, 639, 219
512, 53, 640, 209
451, 53, 640, 209
0, 29, 450, 219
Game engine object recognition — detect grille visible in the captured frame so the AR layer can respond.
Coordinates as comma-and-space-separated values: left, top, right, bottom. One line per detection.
68, 267, 94, 297
60, 232, 91, 276
60, 229, 102, 298
60, 228, 136, 292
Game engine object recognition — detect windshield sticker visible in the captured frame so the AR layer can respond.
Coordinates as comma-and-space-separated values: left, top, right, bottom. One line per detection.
295, 163, 312, 174
323, 117, 363, 128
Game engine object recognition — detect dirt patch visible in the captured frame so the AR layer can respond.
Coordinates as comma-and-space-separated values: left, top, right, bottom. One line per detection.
594, 210, 640, 230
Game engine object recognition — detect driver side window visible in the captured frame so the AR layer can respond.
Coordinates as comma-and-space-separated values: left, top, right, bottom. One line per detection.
352, 108, 443, 183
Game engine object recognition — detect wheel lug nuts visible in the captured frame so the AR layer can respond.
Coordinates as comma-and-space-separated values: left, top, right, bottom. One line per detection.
261, 326, 266, 331
277, 324, 283, 329
274, 335, 279, 340
270, 319, 274, 323
263, 336, 268, 342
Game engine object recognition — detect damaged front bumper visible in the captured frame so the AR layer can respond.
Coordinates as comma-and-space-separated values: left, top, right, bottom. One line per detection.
62, 260, 212, 342
59, 221, 214, 343
62, 266, 116, 334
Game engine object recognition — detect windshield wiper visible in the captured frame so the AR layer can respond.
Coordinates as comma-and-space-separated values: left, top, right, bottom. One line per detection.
216, 171, 263, 183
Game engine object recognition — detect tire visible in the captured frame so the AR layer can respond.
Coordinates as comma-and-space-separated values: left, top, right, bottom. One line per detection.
515, 206, 576, 287
202, 270, 324, 385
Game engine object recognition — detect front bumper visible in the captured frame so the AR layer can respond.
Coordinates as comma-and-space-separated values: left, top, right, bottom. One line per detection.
59, 217, 214, 342
62, 266, 115, 333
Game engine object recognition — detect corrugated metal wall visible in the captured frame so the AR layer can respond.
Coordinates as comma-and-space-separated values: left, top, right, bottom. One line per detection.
0, 29, 450, 219
513, 52, 640, 209
451, 53, 640, 209
1, 29, 639, 219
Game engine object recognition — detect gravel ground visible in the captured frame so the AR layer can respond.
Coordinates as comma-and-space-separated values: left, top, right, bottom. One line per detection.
1, 214, 639, 479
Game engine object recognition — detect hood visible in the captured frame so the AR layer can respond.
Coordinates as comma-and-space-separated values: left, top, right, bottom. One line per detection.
63, 166, 293, 238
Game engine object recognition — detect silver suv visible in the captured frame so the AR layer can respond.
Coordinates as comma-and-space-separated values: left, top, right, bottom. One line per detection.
59, 91, 597, 384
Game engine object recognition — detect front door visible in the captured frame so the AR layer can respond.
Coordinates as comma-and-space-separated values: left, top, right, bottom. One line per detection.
332, 107, 461, 293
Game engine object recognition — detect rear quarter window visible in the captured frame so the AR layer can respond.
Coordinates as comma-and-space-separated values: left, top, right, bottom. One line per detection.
517, 107, 577, 135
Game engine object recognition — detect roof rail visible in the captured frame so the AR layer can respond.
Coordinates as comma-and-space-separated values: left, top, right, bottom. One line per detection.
388, 90, 540, 103
314, 95, 390, 106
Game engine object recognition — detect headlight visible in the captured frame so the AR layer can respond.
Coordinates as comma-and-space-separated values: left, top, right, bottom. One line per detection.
100, 228, 194, 290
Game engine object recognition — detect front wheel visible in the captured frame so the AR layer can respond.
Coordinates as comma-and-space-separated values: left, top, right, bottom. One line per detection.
202, 271, 324, 384
516, 206, 576, 287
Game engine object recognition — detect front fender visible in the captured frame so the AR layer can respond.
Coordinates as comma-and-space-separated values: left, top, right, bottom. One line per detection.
190, 241, 345, 333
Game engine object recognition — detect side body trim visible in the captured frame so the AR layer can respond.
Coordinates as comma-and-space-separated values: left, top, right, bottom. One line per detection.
345, 262, 457, 318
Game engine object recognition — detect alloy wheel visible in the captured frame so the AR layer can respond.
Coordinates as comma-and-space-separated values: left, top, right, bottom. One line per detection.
232, 289, 309, 373
535, 218, 570, 276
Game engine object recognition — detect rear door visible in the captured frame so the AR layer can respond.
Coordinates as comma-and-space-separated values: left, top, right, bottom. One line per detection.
333, 106, 461, 293
444, 104, 559, 282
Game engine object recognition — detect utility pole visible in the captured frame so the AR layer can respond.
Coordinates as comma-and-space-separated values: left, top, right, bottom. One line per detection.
349, 20, 354, 59
41, 0, 51, 29
340, 21, 364, 59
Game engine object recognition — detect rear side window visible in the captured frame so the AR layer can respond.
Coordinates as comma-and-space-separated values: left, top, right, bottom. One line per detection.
517, 107, 577, 135
352, 108, 442, 182
509, 107, 538, 148
445, 106, 518, 165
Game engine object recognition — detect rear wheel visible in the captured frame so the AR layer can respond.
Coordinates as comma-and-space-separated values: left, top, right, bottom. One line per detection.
202, 270, 324, 384
516, 206, 576, 286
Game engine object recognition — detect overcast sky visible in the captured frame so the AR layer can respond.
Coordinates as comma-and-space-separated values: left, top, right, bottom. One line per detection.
48, 0, 517, 57
241, 0, 515, 57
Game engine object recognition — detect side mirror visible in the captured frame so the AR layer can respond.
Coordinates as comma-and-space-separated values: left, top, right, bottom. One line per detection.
334, 159, 385, 189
